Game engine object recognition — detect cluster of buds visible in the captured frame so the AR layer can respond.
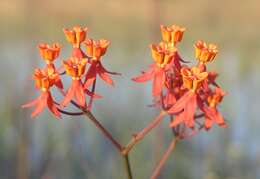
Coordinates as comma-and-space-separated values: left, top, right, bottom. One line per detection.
23, 26, 119, 118
133, 24, 227, 135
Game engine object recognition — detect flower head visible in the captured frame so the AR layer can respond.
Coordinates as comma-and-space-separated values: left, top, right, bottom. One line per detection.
150, 44, 175, 68
84, 39, 110, 60
160, 25, 185, 46
34, 67, 61, 91
194, 40, 218, 63
63, 26, 88, 48
207, 87, 225, 107
181, 67, 208, 92
22, 67, 61, 118
63, 57, 87, 80
38, 43, 61, 64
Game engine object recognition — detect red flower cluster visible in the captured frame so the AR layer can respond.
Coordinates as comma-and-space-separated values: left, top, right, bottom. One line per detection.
133, 24, 227, 134
23, 26, 119, 118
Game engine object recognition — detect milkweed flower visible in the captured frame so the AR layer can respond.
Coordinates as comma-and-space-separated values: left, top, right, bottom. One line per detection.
203, 87, 227, 130
132, 44, 176, 96
38, 43, 61, 64
168, 67, 208, 128
134, 24, 227, 136
61, 57, 87, 108
194, 40, 218, 64
63, 26, 88, 59
160, 25, 185, 46
22, 67, 62, 118
83, 39, 119, 88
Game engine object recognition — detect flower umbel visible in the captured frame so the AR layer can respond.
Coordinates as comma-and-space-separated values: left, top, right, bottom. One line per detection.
133, 24, 227, 135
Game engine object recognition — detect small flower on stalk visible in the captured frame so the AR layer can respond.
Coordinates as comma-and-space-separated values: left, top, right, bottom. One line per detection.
22, 67, 62, 118
160, 25, 185, 46
61, 57, 87, 108
83, 39, 119, 88
132, 44, 175, 96
194, 40, 218, 64
168, 67, 208, 128
38, 43, 61, 64
203, 87, 227, 130
63, 26, 88, 58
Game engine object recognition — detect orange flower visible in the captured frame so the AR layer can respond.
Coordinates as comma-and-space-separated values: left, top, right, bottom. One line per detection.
38, 43, 61, 64
160, 25, 185, 45
34, 67, 62, 91
181, 67, 208, 92
207, 87, 225, 107
61, 57, 88, 107
194, 40, 218, 63
150, 44, 175, 68
63, 57, 87, 80
22, 67, 62, 118
203, 87, 227, 130
63, 26, 88, 48
84, 39, 110, 60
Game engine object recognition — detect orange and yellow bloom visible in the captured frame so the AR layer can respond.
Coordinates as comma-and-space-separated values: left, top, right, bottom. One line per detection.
160, 25, 185, 46
61, 57, 87, 108
181, 67, 208, 92
22, 67, 62, 118
63, 26, 88, 48
38, 43, 61, 64
84, 39, 110, 60
194, 40, 218, 63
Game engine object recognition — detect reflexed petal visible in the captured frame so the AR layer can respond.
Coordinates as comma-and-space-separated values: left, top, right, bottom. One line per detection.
132, 69, 154, 83
184, 94, 197, 128
168, 91, 193, 114
205, 117, 213, 130
46, 91, 61, 119
152, 70, 165, 96
84, 63, 97, 88
75, 81, 86, 107
169, 113, 184, 127
22, 96, 41, 108
60, 81, 76, 107
31, 92, 48, 118
97, 64, 114, 86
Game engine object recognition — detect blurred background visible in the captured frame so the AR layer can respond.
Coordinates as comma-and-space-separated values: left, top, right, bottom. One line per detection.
1, 0, 260, 178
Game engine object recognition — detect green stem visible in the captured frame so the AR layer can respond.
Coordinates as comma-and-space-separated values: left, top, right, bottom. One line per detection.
123, 154, 133, 179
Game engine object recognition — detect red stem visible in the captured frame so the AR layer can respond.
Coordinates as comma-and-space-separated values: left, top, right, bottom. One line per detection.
58, 88, 123, 152
123, 111, 167, 155
150, 137, 179, 179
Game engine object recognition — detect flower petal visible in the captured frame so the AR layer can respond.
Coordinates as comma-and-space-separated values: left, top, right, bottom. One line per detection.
152, 70, 165, 96
60, 81, 76, 107
31, 92, 48, 118
168, 91, 193, 114
184, 94, 197, 128
132, 68, 154, 83
84, 63, 97, 88
46, 91, 61, 119
75, 81, 86, 107
97, 64, 114, 86
169, 113, 184, 128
